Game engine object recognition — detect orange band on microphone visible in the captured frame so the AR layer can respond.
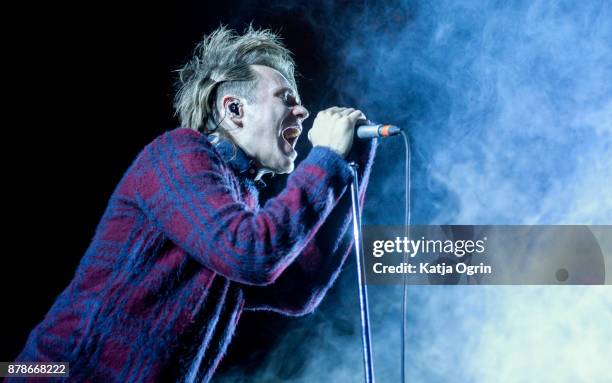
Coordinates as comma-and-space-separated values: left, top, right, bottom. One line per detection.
381, 125, 391, 136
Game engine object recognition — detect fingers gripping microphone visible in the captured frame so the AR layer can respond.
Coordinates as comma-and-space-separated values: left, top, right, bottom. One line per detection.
356, 121, 402, 139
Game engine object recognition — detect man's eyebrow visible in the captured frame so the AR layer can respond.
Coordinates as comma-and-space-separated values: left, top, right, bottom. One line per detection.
274, 86, 301, 102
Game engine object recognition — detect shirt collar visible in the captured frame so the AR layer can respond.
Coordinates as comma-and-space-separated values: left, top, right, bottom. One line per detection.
209, 135, 260, 179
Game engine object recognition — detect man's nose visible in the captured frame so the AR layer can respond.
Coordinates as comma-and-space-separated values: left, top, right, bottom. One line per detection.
293, 105, 309, 121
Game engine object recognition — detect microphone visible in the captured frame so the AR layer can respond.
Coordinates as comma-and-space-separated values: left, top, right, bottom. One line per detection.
356, 121, 402, 139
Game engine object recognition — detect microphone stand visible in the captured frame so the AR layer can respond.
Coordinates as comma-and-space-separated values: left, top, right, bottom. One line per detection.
348, 162, 375, 383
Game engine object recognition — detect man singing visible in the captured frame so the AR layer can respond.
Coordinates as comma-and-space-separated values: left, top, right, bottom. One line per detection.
14, 26, 376, 382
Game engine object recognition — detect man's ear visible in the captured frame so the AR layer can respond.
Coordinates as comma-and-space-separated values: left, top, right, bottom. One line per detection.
222, 96, 244, 128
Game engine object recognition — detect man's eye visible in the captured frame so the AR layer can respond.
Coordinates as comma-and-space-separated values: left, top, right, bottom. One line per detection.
283, 94, 297, 106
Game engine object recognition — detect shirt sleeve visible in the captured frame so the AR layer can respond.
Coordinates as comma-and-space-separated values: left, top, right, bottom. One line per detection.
134, 129, 352, 286
243, 138, 377, 315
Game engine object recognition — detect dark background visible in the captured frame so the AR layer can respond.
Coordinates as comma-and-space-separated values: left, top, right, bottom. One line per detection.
2, 0, 354, 375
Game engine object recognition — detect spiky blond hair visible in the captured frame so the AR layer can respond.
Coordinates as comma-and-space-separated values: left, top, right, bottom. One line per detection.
174, 25, 297, 132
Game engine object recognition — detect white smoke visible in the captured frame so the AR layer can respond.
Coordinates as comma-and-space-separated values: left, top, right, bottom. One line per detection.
216, 1, 612, 381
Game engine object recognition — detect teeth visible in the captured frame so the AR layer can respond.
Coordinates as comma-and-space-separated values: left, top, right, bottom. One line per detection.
283, 128, 301, 140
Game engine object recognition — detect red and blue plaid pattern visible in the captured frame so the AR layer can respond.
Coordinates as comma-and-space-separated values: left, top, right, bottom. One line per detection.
12, 128, 376, 382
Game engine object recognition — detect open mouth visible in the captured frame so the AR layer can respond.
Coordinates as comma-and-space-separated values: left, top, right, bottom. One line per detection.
281, 126, 301, 148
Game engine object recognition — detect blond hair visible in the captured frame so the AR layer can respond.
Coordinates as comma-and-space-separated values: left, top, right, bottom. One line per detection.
174, 25, 297, 132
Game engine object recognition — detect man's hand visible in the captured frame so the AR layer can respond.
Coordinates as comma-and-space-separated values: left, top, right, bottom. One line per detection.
308, 107, 366, 157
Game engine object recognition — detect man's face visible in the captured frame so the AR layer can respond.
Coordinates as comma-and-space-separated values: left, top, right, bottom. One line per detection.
229, 65, 309, 174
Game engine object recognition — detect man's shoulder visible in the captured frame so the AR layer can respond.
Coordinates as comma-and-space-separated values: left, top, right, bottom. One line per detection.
140, 127, 223, 161
115, 128, 227, 199
138, 127, 227, 172
148, 127, 212, 150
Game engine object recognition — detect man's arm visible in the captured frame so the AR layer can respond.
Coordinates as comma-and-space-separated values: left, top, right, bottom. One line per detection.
243, 139, 377, 315
130, 128, 352, 286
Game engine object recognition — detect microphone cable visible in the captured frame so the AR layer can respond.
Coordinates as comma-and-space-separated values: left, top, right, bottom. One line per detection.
400, 130, 411, 383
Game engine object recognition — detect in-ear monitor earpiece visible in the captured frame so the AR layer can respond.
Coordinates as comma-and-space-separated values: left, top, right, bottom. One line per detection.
229, 103, 240, 115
